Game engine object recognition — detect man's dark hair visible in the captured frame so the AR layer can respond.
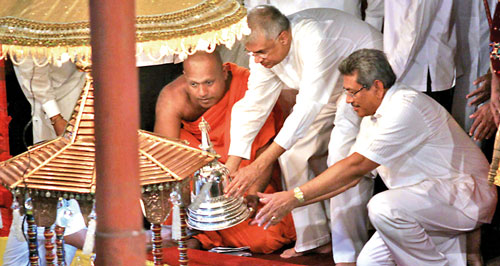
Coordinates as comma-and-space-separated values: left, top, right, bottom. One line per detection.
339, 49, 397, 89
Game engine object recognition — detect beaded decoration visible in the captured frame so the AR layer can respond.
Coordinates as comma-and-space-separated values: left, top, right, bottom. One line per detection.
44, 227, 55, 266
55, 225, 66, 266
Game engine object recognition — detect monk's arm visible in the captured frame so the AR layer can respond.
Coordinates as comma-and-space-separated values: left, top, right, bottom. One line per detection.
154, 86, 183, 138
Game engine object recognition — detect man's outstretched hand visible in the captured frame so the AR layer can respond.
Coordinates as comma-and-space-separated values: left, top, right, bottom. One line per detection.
250, 191, 298, 230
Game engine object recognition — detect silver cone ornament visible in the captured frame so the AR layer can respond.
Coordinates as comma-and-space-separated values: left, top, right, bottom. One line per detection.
187, 118, 250, 231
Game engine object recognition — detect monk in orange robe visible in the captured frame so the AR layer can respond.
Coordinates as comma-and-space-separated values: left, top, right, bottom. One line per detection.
155, 50, 295, 254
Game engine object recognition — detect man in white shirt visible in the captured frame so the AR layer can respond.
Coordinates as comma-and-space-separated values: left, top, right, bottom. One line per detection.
224, 6, 382, 264
384, 0, 456, 112
253, 49, 498, 265
244, 0, 384, 31
3, 199, 87, 266
14, 54, 183, 146
452, 0, 496, 140
14, 59, 86, 144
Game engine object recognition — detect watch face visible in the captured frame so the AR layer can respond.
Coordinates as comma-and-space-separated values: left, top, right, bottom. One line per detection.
294, 187, 304, 203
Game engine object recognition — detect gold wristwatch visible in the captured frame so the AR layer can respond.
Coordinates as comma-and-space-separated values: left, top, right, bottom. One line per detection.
293, 187, 305, 203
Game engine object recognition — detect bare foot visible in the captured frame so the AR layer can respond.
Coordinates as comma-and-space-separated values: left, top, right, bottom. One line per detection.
280, 243, 331, 258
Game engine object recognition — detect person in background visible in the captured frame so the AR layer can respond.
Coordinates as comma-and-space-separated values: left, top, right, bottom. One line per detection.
3, 199, 87, 266
13, 59, 85, 144
383, 0, 455, 112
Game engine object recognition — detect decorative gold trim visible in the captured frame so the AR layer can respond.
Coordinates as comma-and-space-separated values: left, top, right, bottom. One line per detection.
0, 0, 245, 47
0, 15, 249, 66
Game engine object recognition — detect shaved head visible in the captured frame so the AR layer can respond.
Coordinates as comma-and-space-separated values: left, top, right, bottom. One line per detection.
182, 50, 229, 109
183, 51, 223, 74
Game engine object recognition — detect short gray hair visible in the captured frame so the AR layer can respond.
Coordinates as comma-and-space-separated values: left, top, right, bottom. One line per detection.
338, 49, 396, 89
246, 5, 290, 42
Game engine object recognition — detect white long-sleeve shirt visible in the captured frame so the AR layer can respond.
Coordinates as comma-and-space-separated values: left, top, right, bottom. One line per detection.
14, 60, 85, 143
452, 0, 496, 130
229, 8, 383, 159
384, 0, 456, 92
3, 199, 87, 266
244, 0, 384, 30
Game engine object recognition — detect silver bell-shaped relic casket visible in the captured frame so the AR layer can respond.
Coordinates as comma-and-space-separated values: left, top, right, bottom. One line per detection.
187, 118, 250, 231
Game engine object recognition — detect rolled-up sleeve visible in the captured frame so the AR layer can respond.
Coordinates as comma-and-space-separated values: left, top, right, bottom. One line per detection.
354, 102, 428, 166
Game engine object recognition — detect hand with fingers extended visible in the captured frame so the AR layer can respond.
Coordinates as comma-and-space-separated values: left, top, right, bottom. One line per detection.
491, 72, 500, 126
250, 191, 298, 230
469, 102, 497, 141
224, 163, 262, 198
467, 72, 492, 106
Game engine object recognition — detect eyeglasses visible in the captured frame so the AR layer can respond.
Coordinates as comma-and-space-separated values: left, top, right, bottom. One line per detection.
247, 50, 269, 59
343, 84, 367, 98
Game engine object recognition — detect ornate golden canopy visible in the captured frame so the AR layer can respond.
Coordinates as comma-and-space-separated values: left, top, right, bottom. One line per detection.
0, 0, 249, 65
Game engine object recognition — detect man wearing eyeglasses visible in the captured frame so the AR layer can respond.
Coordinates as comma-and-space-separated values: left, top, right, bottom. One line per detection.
253, 48, 498, 265
223, 5, 382, 265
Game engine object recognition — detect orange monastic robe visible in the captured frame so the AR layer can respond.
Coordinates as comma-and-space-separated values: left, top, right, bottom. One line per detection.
180, 63, 296, 254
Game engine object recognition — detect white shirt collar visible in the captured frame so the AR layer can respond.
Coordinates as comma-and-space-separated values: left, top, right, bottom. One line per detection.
371, 83, 399, 121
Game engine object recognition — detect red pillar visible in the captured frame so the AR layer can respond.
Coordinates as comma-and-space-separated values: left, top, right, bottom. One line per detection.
0, 47, 11, 162
89, 0, 145, 265
0, 49, 12, 237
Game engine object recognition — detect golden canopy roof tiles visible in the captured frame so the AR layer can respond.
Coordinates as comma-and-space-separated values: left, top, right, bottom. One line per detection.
0, 74, 216, 194
0, 0, 249, 65
138, 131, 217, 185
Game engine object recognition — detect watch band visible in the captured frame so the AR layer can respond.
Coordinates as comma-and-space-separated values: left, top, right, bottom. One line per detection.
293, 187, 305, 203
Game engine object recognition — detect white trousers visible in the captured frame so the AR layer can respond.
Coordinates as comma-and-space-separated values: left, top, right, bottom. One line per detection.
278, 103, 335, 253
330, 176, 373, 263
357, 181, 481, 266
278, 102, 373, 263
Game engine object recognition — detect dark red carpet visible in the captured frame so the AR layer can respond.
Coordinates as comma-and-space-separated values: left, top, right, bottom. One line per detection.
147, 247, 335, 265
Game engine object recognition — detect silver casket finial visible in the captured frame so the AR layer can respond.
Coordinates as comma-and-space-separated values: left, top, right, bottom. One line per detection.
186, 117, 250, 231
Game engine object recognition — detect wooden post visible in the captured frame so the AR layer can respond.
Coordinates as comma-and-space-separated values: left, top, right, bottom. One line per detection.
89, 0, 145, 264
